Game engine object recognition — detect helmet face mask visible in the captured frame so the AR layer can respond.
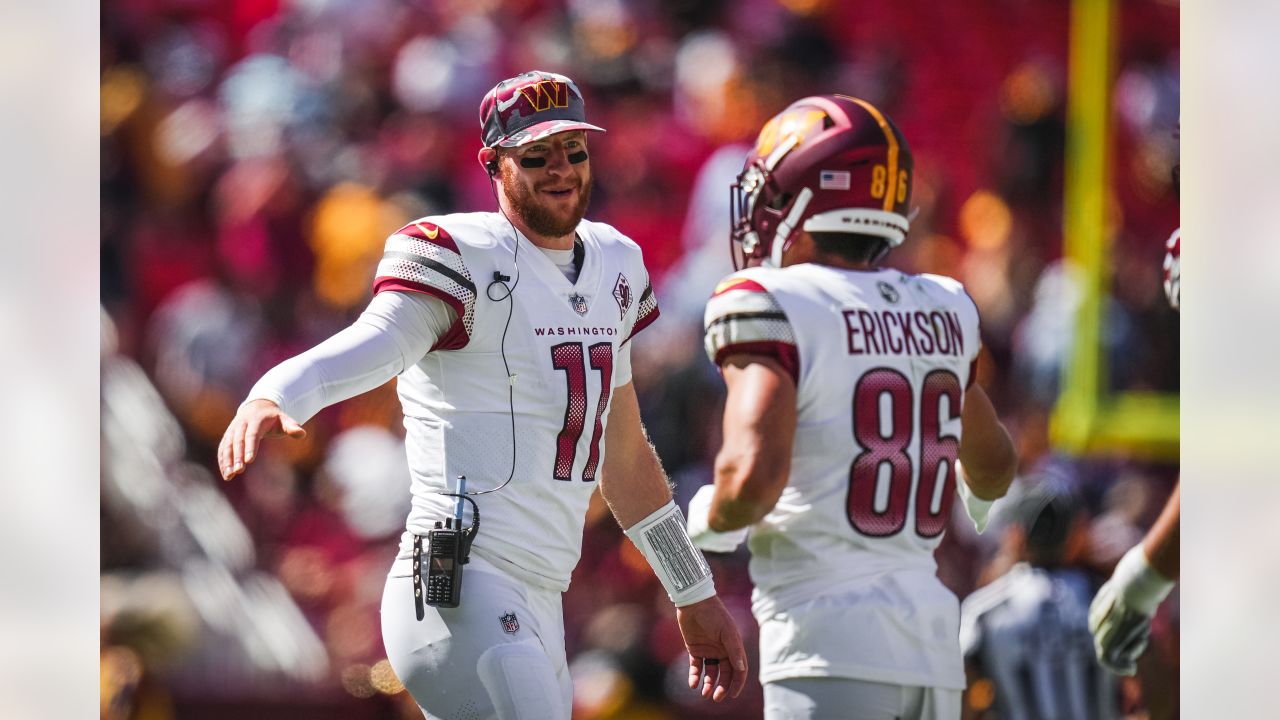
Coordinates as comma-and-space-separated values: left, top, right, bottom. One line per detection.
729, 95, 914, 270
729, 161, 772, 269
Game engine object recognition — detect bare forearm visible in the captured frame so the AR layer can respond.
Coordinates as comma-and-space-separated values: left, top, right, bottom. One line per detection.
599, 382, 673, 528
600, 436, 672, 528
707, 356, 796, 532
959, 438, 1016, 499
958, 385, 1017, 500
709, 447, 786, 531
1142, 483, 1180, 580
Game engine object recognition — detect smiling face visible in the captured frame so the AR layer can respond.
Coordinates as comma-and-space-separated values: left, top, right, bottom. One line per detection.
498, 131, 593, 241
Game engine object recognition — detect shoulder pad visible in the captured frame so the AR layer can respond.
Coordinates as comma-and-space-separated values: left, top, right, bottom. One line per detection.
372, 219, 476, 349
703, 274, 798, 382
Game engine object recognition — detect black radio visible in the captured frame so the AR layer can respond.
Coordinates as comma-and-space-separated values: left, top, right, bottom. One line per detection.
425, 520, 467, 607
413, 517, 474, 617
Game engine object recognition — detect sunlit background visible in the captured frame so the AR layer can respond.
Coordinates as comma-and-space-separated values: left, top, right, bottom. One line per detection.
100, 0, 1179, 717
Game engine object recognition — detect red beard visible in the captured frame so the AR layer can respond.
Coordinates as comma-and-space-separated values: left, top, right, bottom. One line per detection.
501, 169, 593, 238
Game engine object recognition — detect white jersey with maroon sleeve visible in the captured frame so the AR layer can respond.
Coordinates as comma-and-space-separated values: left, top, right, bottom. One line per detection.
376, 213, 658, 592
704, 263, 980, 690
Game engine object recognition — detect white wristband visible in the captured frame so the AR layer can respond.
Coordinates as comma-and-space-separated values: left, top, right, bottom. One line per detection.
624, 500, 717, 607
955, 460, 996, 533
1112, 544, 1176, 615
686, 484, 749, 553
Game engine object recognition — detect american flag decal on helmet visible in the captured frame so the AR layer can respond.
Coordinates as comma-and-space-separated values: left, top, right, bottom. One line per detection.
372, 220, 476, 350
819, 170, 851, 190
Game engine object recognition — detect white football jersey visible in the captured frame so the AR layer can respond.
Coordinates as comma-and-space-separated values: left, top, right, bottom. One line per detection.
704, 263, 980, 689
377, 212, 658, 592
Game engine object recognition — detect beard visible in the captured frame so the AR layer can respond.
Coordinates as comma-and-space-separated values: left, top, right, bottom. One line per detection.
501, 168, 593, 239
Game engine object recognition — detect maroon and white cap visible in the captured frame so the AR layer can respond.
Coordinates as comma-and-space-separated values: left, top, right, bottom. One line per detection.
479, 70, 606, 148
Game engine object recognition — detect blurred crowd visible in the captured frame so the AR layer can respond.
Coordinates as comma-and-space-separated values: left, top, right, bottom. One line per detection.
100, 0, 1180, 718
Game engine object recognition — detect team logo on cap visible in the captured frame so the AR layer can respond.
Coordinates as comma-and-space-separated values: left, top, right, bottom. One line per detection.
481, 70, 605, 148
518, 80, 570, 112
500, 612, 520, 634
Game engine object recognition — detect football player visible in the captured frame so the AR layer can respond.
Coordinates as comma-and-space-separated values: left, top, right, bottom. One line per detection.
218, 70, 747, 719
686, 95, 1018, 720
1087, 227, 1180, 676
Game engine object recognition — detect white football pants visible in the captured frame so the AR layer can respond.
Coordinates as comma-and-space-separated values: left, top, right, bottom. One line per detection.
381, 554, 572, 720
764, 677, 961, 720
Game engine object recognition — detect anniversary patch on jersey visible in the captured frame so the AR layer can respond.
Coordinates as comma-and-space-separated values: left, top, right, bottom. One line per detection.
613, 273, 633, 320
372, 220, 476, 349
704, 277, 799, 382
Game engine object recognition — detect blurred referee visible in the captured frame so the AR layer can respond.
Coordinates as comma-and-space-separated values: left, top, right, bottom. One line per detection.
959, 490, 1119, 720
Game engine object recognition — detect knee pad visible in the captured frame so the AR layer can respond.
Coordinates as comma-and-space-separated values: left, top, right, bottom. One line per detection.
476, 639, 566, 720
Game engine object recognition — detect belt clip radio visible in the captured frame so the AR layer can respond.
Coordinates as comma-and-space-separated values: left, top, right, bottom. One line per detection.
413, 477, 478, 618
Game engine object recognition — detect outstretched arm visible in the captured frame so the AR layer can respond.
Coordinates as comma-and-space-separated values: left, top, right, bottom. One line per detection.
1089, 482, 1179, 675
600, 381, 749, 702
1143, 483, 1180, 580
218, 291, 452, 480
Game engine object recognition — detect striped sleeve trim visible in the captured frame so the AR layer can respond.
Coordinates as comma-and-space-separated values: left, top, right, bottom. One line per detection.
372, 221, 475, 350
623, 283, 659, 344
712, 341, 799, 384
704, 280, 798, 382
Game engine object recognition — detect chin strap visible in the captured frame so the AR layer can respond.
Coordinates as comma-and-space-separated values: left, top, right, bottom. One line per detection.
769, 188, 814, 267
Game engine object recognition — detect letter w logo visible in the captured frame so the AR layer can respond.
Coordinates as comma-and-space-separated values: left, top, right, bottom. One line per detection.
519, 81, 569, 112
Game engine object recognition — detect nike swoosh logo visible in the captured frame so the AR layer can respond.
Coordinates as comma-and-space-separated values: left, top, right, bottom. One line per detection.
414, 222, 439, 240
496, 93, 522, 112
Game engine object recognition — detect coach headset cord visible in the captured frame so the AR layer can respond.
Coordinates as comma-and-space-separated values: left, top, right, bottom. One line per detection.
416, 149, 588, 616
426, 152, 533, 529
435, 148, 583, 506
412, 154, 520, 618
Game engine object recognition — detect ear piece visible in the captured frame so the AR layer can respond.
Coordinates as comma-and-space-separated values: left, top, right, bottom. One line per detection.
486, 160, 498, 177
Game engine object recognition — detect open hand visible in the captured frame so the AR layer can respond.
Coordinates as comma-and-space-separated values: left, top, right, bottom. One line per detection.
217, 399, 306, 480
676, 595, 749, 702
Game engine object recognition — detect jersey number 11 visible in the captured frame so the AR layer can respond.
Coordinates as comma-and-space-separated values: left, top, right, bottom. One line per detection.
550, 342, 614, 482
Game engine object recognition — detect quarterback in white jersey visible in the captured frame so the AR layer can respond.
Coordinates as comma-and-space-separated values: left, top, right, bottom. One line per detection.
217, 70, 747, 719
687, 95, 1018, 720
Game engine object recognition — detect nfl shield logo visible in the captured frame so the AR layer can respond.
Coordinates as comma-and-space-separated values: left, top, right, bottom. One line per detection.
500, 612, 520, 634
613, 273, 633, 319
569, 293, 589, 316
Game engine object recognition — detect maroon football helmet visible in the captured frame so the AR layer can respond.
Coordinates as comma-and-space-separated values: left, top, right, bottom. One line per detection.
730, 95, 913, 268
